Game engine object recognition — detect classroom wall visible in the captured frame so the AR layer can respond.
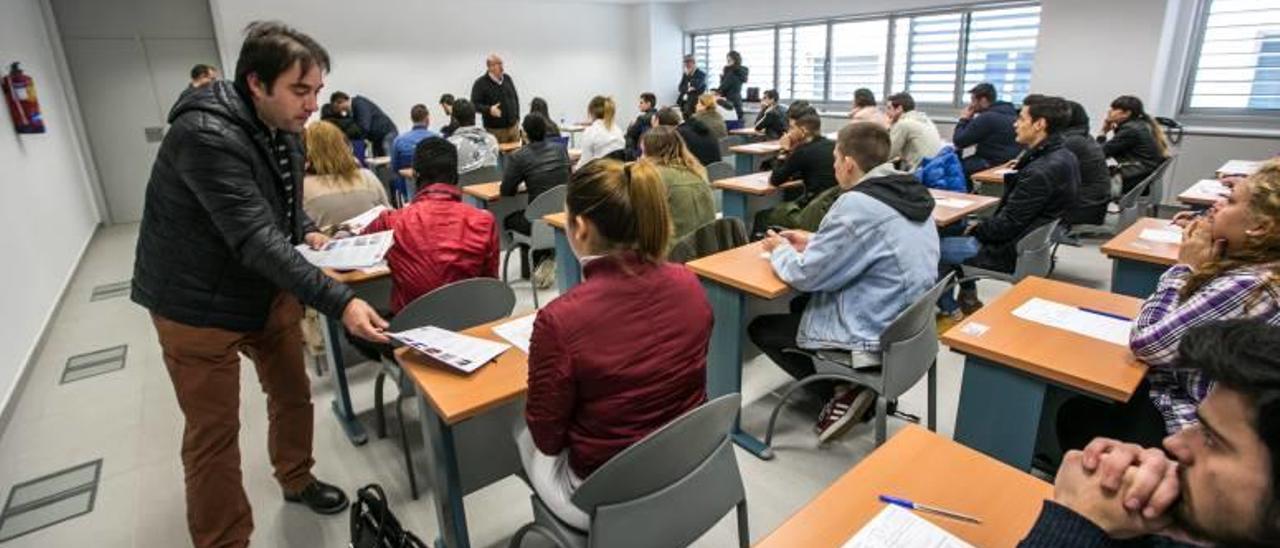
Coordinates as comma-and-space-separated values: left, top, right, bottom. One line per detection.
208, 0, 649, 134
0, 0, 101, 420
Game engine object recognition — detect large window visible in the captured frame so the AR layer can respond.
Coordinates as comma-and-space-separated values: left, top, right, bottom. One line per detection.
687, 2, 1042, 107
1185, 0, 1280, 113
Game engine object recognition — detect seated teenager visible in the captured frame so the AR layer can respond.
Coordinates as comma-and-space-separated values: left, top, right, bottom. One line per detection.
753, 89, 788, 140
1057, 99, 1112, 226
501, 114, 571, 287
518, 159, 713, 530
575, 96, 625, 169
652, 106, 719, 167
1098, 95, 1171, 195
1056, 160, 1280, 452
747, 122, 940, 442
885, 92, 944, 172
639, 126, 716, 244
390, 104, 440, 201
624, 92, 658, 156
530, 97, 561, 138
361, 137, 500, 315
937, 95, 1078, 323
752, 110, 838, 234
691, 93, 728, 140
1020, 319, 1280, 548
848, 88, 889, 128
445, 99, 499, 175
952, 82, 1022, 183
438, 93, 458, 137
301, 121, 390, 229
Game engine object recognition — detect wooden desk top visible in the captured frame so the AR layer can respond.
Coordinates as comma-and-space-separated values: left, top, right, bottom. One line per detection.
561, 124, 587, 133
729, 140, 782, 156
711, 172, 802, 196
971, 165, 1015, 185
686, 242, 789, 300
729, 127, 761, 136
323, 265, 391, 284
398, 315, 531, 425
1177, 179, 1229, 207
930, 189, 999, 227
1100, 217, 1180, 267
366, 156, 391, 167
941, 276, 1148, 402
544, 212, 567, 230
461, 181, 510, 202
1216, 159, 1262, 177
756, 425, 1051, 548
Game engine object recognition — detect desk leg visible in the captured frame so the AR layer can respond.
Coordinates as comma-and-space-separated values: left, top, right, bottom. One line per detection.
1110, 258, 1167, 299
703, 280, 774, 460
953, 355, 1046, 470
464, 195, 486, 209
722, 191, 748, 223
322, 316, 368, 446
553, 227, 581, 293
734, 154, 753, 176
419, 392, 471, 548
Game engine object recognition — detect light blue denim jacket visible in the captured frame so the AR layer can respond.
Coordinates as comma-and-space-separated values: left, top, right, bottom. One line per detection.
769, 166, 941, 351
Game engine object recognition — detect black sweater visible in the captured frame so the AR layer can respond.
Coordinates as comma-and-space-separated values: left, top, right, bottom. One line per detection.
1061, 126, 1112, 226
1099, 118, 1165, 190
470, 74, 520, 129
351, 96, 397, 141
1019, 501, 1196, 548
678, 119, 722, 167
771, 136, 837, 205
501, 140, 571, 202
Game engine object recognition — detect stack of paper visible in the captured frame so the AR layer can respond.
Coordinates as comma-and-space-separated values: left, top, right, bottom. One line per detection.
1012, 297, 1131, 346
844, 505, 973, 548
1138, 228, 1182, 245
389, 325, 510, 374
1188, 179, 1229, 198
337, 205, 390, 234
296, 230, 394, 270
1217, 160, 1261, 176
492, 314, 536, 354
934, 198, 975, 209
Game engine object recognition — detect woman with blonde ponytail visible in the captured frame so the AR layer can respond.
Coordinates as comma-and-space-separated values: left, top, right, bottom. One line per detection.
575, 95, 625, 169
1058, 160, 1280, 452
515, 158, 713, 530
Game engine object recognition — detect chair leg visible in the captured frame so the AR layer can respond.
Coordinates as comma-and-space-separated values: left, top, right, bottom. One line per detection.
509, 522, 568, 548
373, 371, 387, 439
874, 397, 889, 447
531, 279, 540, 309
763, 374, 857, 447
735, 500, 750, 548
927, 362, 937, 432
503, 245, 518, 283
394, 390, 419, 500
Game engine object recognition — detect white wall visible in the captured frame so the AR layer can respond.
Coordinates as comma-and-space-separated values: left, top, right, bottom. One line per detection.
0, 0, 100, 418
209, 0, 649, 132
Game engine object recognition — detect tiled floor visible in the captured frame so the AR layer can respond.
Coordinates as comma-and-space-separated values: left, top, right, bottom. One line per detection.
0, 221, 1115, 547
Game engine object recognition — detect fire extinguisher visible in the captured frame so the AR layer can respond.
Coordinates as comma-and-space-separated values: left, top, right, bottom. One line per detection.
3, 62, 46, 134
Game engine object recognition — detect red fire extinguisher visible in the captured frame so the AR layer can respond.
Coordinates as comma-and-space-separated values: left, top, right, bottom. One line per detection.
3, 62, 46, 134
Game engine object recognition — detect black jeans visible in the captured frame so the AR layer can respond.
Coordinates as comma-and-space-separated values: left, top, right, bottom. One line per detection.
746, 295, 839, 401
504, 210, 553, 279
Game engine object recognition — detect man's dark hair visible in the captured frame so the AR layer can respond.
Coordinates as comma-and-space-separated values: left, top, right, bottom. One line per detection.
655, 106, 683, 126
886, 92, 916, 112
969, 82, 997, 103
439, 93, 455, 106
787, 100, 816, 121
836, 122, 892, 171
522, 113, 548, 142
853, 88, 877, 108
410, 104, 429, 124
330, 91, 350, 103
640, 92, 657, 107
795, 112, 821, 134
763, 89, 779, 102
1180, 319, 1280, 543
1023, 95, 1072, 134
190, 64, 216, 80
452, 99, 477, 127
235, 21, 330, 91
413, 137, 458, 185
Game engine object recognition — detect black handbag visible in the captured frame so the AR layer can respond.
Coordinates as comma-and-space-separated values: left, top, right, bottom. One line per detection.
349, 484, 428, 548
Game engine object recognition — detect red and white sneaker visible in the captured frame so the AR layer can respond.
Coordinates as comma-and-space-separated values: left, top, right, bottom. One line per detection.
815, 387, 876, 443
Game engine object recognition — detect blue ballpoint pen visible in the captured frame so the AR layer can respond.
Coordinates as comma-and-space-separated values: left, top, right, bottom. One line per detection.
878, 495, 982, 524
1077, 306, 1133, 322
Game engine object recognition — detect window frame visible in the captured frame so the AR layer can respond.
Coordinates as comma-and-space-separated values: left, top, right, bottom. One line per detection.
1179, 0, 1280, 119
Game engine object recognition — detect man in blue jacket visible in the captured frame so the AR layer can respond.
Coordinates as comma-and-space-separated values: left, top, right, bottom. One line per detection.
331, 91, 399, 157
953, 83, 1022, 185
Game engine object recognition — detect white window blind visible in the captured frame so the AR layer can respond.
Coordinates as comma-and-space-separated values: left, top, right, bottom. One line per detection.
961, 5, 1041, 104
1187, 0, 1280, 110
705, 33, 731, 92
830, 19, 891, 103
891, 13, 963, 104
734, 29, 776, 94
780, 24, 828, 101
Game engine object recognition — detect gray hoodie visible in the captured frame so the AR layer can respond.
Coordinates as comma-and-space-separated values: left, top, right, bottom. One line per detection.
448, 126, 499, 174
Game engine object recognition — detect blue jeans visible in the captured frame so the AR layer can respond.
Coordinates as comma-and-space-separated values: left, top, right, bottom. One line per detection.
938, 235, 980, 314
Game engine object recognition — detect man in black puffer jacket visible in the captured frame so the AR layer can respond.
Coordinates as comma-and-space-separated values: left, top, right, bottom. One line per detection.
132, 21, 388, 548
1060, 100, 1112, 226
938, 95, 1078, 318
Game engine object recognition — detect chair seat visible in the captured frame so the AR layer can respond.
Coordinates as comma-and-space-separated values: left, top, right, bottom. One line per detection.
529, 496, 589, 548
807, 350, 886, 391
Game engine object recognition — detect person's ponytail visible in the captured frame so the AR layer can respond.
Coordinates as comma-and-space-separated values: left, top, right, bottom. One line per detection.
566, 159, 671, 263
624, 160, 671, 261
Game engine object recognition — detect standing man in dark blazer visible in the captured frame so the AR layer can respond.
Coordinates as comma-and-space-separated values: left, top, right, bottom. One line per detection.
677, 54, 707, 119
131, 21, 388, 548
471, 54, 521, 144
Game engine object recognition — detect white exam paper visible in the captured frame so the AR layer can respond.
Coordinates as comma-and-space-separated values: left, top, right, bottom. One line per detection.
1138, 228, 1182, 245
389, 325, 510, 374
1187, 179, 1229, 198
934, 198, 975, 209
843, 505, 973, 548
1218, 160, 1261, 176
1012, 297, 1131, 346
296, 230, 394, 270
492, 315, 536, 354
339, 205, 390, 234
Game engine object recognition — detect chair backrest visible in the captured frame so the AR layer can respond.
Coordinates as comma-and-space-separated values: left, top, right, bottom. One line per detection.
718, 135, 746, 157
725, 119, 745, 131
571, 395, 746, 548
705, 160, 735, 182
667, 218, 749, 264
387, 278, 516, 333
525, 185, 569, 251
551, 135, 571, 148
1141, 156, 1175, 213
459, 164, 502, 187
1011, 219, 1061, 281
878, 272, 954, 399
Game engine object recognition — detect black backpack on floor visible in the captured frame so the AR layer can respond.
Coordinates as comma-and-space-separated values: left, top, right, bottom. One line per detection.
349, 484, 428, 548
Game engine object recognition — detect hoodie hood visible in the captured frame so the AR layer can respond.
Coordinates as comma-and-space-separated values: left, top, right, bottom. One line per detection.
986, 101, 1018, 117
851, 163, 935, 222
169, 80, 261, 135
683, 118, 712, 136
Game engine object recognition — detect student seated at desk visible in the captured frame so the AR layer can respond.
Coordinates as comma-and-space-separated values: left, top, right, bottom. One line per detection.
692, 93, 729, 140
885, 91, 944, 172
1056, 161, 1280, 451
848, 88, 889, 129
1057, 98, 1112, 226
518, 159, 712, 530
652, 106, 719, 167
438, 93, 458, 138
445, 99, 499, 175
301, 121, 390, 229
747, 122, 939, 442
624, 92, 657, 157
529, 97, 561, 138
361, 137, 500, 315
639, 126, 716, 244
937, 95, 1078, 325
952, 82, 1022, 184
753, 89, 788, 140
1097, 95, 1171, 195
502, 113, 571, 287
575, 96, 625, 170
1021, 320, 1280, 548
753, 110, 838, 234
390, 104, 440, 201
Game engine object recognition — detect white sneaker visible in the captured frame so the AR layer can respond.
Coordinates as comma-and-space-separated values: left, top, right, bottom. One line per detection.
817, 388, 876, 443
533, 260, 556, 290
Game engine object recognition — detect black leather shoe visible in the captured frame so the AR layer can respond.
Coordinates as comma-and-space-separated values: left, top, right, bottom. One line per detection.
283, 479, 349, 515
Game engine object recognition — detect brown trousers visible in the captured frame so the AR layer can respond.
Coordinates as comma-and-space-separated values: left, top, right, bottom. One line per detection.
488, 124, 521, 144
152, 293, 315, 548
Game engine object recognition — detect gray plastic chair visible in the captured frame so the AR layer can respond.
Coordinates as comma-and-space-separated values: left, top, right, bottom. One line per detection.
1138, 157, 1175, 218
705, 160, 735, 182
718, 135, 747, 158
760, 273, 955, 448
509, 394, 749, 548
459, 164, 503, 187
668, 218, 749, 264
503, 185, 568, 308
961, 219, 1061, 284
1068, 157, 1175, 240
373, 278, 516, 499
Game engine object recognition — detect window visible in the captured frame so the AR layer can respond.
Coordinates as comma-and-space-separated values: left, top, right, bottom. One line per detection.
1185, 0, 1280, 112
830, 20, 891, 103
892, 13, 963, 104
961, 5, 1041, 105
734, 29, 776, 97
781, 25, 829, 101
